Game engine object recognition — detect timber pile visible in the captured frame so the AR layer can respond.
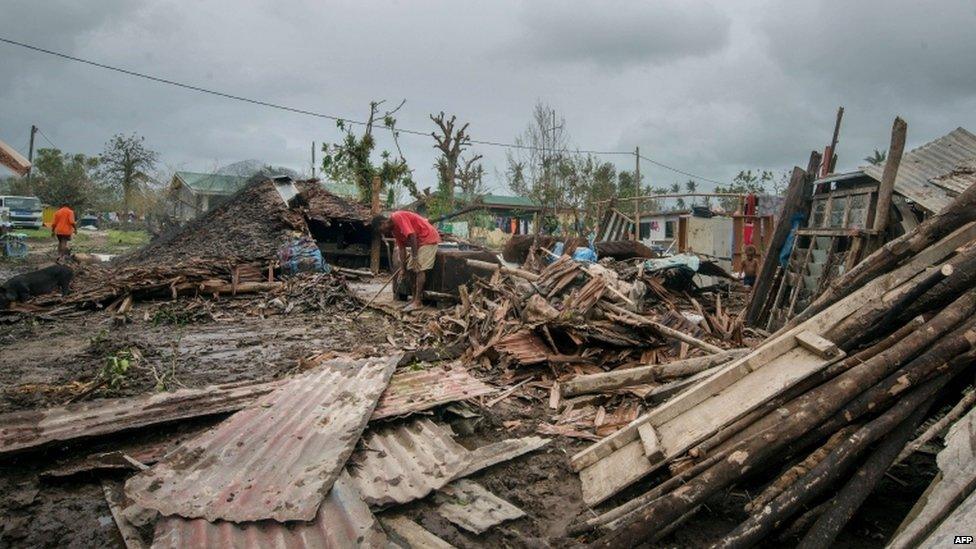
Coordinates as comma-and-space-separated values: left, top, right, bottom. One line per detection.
425, 253, 746, 441
143, 272, 358, 323
572, 182, 976, 547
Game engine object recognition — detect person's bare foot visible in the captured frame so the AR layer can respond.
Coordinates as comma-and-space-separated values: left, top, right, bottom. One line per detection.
402, 302, 421, 313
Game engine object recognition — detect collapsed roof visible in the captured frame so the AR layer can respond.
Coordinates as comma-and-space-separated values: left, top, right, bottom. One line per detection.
123, 178, 370, 267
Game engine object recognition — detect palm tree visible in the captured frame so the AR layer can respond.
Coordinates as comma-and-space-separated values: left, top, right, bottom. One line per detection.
685, 179, 697, 206
864, 149, 887, 166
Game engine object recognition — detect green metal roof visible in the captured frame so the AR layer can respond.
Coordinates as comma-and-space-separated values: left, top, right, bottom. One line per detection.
174, 171, 249, 195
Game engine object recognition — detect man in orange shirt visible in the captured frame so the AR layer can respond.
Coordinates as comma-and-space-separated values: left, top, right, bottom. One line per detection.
51, 202, 76, 260
372, 211, 441, 312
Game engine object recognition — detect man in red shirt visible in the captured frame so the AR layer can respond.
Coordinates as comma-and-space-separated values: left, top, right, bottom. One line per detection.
51, 202, 76, 260
372, 211, 441, 311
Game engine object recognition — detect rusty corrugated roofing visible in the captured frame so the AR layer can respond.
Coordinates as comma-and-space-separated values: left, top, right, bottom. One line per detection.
348, 418, 468, 508
0, 380, 281, 456
861, 127, 976, 213
372, 363, 495, 420
151, 472, 388, 549
494, 330, 551, 365
434, 480, 525, 534
348, 417, 550, 508
125, 354, 400, 523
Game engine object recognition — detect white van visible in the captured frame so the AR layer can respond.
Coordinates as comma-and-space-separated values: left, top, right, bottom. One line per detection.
0, 196, 43, 229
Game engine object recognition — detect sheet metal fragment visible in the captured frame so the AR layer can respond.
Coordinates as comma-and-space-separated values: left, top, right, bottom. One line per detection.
126, 355, 399, 523
434, 480, 525, 534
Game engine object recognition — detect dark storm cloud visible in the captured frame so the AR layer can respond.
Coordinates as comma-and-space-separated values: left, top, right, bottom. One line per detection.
515, 1, 731, 67
2, 0, 976, 191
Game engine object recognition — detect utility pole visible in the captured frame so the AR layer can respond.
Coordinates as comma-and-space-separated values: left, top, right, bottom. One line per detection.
311, 141, 316, 179
634, 146, 640, 241
27, 125, 37, 186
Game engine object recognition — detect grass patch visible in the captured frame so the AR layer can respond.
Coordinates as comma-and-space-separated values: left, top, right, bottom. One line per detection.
105, 230, 149, 247
7, 228, 149, 254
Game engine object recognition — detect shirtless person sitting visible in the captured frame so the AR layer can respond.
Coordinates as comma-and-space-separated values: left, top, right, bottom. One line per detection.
741, 245, 760, 287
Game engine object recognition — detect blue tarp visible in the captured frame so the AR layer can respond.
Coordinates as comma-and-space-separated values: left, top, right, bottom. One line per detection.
278, 236, 330, 275
779, 213, 806, 267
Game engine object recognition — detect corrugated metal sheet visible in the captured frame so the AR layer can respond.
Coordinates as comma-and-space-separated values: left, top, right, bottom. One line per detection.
494, 330, 551, 365
861, 127, 976, 213
348, 418, 551, 508
0, 380, 281, 456
348, 418, 468, 508
126, 355, 400, 523
372, 364, 495, 420
433, 480, 525, 534
151, 472, 388, 549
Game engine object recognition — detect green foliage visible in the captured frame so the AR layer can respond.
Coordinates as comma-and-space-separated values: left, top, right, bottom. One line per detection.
321, 101, 418, 203
713, 170, 775, 211
864, 149, 887, 166
29, 148, 102, 209
101, 350, 132, 390
99, 133, 159, 212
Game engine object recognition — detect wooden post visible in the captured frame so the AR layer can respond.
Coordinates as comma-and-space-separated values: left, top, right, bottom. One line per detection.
827, 106, 844, 174
370, 175, 382, 275
634, 147, 641, 241
744, 162, 811, 326
873, 117, 907, 235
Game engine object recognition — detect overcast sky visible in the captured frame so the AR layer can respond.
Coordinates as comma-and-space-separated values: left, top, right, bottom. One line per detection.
2, 0, 976, 193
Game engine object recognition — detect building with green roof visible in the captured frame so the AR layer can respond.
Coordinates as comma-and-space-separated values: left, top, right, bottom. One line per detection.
169, 171, 250, 220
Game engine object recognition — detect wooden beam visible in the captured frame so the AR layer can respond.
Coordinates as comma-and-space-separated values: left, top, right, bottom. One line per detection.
795, 331, 841, 359
744, 156, 818, 327
873, 117, 908, 235
559, 349, 750, 397
370, 175, 382, 275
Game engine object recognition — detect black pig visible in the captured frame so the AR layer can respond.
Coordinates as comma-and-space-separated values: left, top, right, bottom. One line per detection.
1, 264, 74, 308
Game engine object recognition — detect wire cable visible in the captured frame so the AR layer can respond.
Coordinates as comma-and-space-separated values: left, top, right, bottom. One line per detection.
1, 36, 717, 178
36, 127, 59, 150
638, 154, 725, 185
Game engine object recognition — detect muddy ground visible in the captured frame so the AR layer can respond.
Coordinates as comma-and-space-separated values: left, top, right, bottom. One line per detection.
0, 243, 940, 548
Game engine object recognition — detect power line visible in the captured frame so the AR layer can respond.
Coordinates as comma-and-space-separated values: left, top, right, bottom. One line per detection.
0, 35, 719, 181
638, 154, 725, 186
36, 127, 59, 150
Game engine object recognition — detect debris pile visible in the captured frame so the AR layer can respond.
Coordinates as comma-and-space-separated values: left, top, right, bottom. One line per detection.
570, 183, 976, 547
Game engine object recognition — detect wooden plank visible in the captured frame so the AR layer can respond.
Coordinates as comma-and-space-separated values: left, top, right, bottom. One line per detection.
917, 489, 976, 549
654, 346, 839, 462
745, 164, 809, 326
795, 331, 841, 359
571, 221, 976, 474
888, 405, 976, 549
559, 350, 747, 397
381, 515, 456, 549
579, 440, 653, 507
637, 423, 664, 462
874, 117, 908, 234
